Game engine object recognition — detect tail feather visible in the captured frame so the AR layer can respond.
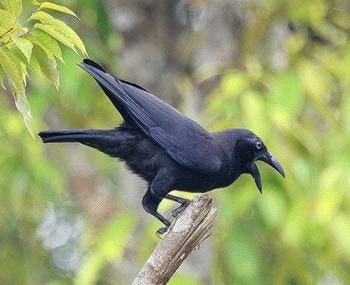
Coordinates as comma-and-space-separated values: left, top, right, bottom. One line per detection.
38, 128, 138, 158
38, 129, 110, 143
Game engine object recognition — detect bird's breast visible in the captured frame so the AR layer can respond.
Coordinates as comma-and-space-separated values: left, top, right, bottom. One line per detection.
173, 168, 238, 193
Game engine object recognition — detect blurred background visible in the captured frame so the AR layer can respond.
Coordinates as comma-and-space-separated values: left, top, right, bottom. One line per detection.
1, 0, 350, 284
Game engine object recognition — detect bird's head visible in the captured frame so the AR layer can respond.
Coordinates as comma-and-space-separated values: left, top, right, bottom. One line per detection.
234, 130, 285, 193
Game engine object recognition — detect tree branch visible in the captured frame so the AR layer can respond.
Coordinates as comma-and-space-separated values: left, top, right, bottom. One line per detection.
132, 194, 217, 285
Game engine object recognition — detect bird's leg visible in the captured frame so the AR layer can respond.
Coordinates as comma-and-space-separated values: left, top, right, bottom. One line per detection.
142, 189, 170, 235
145, 171, 178, 236
165, 194, 190, 217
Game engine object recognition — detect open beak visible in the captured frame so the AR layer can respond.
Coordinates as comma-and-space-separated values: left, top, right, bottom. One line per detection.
249, 151, 285, 193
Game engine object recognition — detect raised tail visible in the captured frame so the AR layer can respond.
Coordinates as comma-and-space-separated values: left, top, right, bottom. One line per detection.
38, 128, 139, 158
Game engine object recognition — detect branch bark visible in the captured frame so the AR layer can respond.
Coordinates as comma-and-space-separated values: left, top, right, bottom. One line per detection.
132, 194, 217, 285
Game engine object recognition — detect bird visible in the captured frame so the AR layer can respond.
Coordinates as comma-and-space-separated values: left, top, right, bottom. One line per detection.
39, 59, 285, 235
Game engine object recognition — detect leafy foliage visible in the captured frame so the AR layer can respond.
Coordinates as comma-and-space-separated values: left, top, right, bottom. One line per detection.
0, 0, 86, 135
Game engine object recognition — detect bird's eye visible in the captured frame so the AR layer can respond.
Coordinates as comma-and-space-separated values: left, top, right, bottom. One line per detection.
256, 141, 262, 150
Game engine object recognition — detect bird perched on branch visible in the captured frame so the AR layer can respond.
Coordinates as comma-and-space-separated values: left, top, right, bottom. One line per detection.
39, 59, 285, 235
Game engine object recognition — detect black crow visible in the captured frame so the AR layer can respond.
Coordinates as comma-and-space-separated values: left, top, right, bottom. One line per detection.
39, 59, 285, 234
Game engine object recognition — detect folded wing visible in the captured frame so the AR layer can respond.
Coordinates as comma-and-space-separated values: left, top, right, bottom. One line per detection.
80, 59, 222, 173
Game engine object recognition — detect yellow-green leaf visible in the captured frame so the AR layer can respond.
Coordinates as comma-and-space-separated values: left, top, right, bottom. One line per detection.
0, 8, 15, 30
12, 37, 33, 62
32, 47, 59, 88
34, 22, 75, 51
28, 50, 41, 73
40, 19, 87, 56
31, 11, 87, 56
12, 86, 34, 137
0, 46, 33, 135
0, 47, 25, 92
39, 2, 77, 18
27, 30, 63, 62
7, 42, 28, 65
2, 0, 22, 18
29, 10, 54, 22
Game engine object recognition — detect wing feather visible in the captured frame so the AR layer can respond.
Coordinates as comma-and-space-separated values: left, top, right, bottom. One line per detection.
80, 59, 222, 173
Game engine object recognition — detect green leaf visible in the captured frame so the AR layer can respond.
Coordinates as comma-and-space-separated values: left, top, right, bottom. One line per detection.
0, 47, 25, 92
30, 10, 87, 57
12, 37, 33, 62
39, 2, 77, 18
27, 29, 63, 62
12, 86, 34, 137
6, 42, 28, 66
32, 47, 59, 88
0, 8, 15, 30
29, 10, 54, 22
35, 19, 87, 56
1, 0, 22, 18
27, 50, 41, 73
34, 22, 75, 50
0, 47, 33, 135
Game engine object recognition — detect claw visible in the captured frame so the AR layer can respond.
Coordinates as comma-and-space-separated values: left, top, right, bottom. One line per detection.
170, 201, 190, 217
156, 226, 169, 238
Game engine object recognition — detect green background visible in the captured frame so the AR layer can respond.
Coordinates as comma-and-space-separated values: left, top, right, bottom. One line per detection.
1, 0, 350, 284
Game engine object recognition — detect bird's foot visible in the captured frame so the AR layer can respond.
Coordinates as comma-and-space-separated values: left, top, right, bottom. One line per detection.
155, 201, 190, 238
170, 200, 190, 217
156, 226, 169, 238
